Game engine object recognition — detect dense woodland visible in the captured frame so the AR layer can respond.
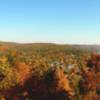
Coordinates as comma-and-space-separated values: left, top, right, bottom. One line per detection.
0, 43, 99, 100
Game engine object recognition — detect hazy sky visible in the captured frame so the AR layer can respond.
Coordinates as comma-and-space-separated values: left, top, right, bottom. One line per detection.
0, 0, 100, 44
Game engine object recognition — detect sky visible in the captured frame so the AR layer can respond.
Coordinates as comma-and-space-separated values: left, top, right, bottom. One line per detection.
0, 0, 100, 44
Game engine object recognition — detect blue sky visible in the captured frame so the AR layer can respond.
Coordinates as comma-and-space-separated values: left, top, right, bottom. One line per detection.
0, 0, 100, 44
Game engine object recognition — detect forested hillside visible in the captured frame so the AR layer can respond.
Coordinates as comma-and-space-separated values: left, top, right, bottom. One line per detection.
0, 43, 99, 100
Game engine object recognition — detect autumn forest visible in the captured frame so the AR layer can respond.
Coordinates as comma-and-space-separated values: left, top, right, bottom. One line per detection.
0, 43, 99, 100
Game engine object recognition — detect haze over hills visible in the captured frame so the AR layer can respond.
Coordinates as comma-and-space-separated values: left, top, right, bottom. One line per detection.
0, 41, 100, 52
73, 45, 100, 52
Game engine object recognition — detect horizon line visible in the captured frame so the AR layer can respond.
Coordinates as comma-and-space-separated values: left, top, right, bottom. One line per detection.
0, 40, 100, 45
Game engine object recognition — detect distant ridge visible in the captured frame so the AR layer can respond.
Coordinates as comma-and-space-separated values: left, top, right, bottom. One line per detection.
0, 41, 100, 52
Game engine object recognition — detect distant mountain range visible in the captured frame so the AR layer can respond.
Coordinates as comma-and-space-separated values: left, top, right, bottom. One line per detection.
0, 41, 100, 52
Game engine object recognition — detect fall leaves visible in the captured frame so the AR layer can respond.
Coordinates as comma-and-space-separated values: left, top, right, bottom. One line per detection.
0, 45, 99, 100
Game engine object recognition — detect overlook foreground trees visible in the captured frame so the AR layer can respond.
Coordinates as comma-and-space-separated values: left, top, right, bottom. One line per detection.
23, 66, 74, 100
79, 53, 100, 100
